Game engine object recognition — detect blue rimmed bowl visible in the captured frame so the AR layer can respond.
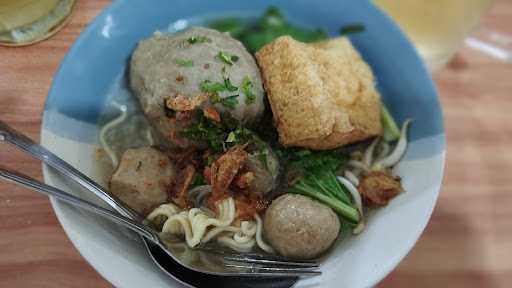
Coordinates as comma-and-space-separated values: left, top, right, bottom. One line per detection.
41, 0, 445, 287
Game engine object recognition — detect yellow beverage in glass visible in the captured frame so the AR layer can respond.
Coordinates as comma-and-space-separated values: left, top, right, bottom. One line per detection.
373, 0, 494, 67
0, 0, 75, 46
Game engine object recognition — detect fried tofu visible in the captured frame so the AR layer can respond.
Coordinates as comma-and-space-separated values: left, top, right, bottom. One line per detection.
256, 36, 382, 149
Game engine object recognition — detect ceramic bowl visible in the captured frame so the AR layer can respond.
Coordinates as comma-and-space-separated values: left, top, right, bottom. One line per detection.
41, 0, 445, 287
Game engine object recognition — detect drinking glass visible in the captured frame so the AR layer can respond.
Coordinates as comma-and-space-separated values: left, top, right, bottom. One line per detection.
0, 0, 75, 46
373, 0, 511, 68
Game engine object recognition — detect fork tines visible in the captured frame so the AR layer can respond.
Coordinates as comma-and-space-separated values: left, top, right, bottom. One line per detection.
223, 263, 321, 277
197, 245, 321, 276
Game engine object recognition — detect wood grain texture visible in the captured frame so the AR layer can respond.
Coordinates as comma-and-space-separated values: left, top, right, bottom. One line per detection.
0, 0, 511, 287
0, 1, 111, 287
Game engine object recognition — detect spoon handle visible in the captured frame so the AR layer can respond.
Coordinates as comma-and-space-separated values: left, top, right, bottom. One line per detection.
0, 120, 142, 222
0, 167, 158, 242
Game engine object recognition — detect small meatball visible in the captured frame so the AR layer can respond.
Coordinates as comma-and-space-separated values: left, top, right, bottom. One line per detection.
358, 171, 403, 207
244, 146, 279, 196
109, 147, 175, 215
264, 194, 340, 260
130, 27, 265, 148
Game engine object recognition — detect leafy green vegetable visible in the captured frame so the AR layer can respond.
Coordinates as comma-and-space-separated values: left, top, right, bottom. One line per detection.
284, 149, 360, 223
175, 59, 194, 67
284, 149, 345, 172
208, 7, 328, 53
187, 35, 211, 44
217, 51, 239, 65
241, 76, 256, 104
339, 23, 366, 35
208, 18, 247, 36
381, 104, 401, 142
289, 181, 360, 223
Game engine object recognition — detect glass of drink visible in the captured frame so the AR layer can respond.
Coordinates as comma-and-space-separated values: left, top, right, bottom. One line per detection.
373, 0, 511, 68
0, 0, 76, 46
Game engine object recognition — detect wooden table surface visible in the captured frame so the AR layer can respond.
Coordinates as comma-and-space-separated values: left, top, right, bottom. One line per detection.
1, 1, 511, 287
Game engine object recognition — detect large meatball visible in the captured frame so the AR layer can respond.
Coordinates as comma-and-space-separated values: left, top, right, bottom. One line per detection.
130, 27, 265, 148
264, 194, 340, 259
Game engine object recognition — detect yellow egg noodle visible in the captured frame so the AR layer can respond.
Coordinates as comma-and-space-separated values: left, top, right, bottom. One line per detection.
146, 197, 273, 253
99, 105, 154, 169
99, 104, 128, 168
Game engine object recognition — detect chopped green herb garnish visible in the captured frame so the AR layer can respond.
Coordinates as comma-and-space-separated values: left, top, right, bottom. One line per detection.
199, 79, 223, 103
224, 78, 238, 92
175, 59, 194, 67
187, 35, 211, 44
181, 111, 261, 153
199, 79, 239, 108
241, 76, 256, 104
199, 80, 226, 95
225, 131, 237, 143
217, 51, 239, 65
221, 95, 239, 109
339, 23, 365, 35
209, 93, 221, 104
182, 111, 226, 152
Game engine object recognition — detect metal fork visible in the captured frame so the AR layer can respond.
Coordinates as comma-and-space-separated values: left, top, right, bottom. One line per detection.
0, 120, 320, 277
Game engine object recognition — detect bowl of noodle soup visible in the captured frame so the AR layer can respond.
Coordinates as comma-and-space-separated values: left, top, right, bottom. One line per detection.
41, 0, 445, 287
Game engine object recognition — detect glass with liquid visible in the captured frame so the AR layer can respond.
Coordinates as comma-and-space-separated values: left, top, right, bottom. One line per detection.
0, 0, 75, 46
373, 0, 494, 68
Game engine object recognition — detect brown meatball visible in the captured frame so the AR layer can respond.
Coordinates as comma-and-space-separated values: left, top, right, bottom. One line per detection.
243, 146, 279, 196
264, 194, 340, 260
358, 171, 403, 207
109, 147, 175, 215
